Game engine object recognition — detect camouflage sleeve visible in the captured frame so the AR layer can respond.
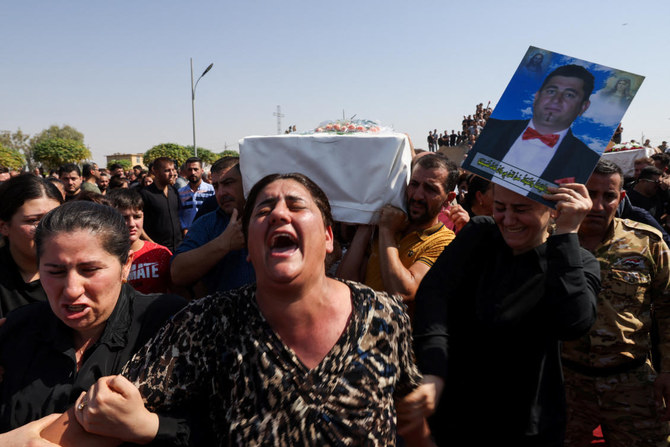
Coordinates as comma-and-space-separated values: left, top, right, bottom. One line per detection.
650, 238, 670, 371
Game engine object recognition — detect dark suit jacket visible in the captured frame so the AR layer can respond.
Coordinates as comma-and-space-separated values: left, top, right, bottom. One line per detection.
465, 118, 601, 202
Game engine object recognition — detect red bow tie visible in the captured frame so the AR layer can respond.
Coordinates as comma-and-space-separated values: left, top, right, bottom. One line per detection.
522, 127, 559, 147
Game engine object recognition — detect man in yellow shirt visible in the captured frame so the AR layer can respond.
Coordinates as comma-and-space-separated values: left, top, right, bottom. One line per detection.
338, 153, 457, 314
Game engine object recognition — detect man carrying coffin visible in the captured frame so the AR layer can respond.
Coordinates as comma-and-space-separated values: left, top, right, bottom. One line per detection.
337, 153, 457, 318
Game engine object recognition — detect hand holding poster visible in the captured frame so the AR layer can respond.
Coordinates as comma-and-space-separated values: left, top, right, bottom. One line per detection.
462, 46, 644, 207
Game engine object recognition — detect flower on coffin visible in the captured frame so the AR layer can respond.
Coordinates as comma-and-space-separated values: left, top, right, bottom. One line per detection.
605, 141, 645, 153
311, 119, 389, 134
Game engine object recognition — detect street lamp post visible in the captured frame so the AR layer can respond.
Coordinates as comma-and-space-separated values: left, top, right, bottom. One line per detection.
191, 58, 213, 158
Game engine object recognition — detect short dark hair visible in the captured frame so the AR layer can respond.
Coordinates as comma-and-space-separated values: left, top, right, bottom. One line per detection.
211, 156, 240, 175
413, 153, 459, 193
58, 163, 81, 177
638, 165, 663, 181
0, 174, 64, 222
109, 174, 129, 189
107, 188, 144, 211
152, 157, 174, 172
74, 190, 112, 206
109, 163, 124, 171
242, 173, 333, 242
540, 64, 595, 100
185, 157, 202, 167
463, 174, 492, 208
651, 153, 670, 168
82, 163, 98, 178
591, 159, 624, 190
35, 201, 130, 265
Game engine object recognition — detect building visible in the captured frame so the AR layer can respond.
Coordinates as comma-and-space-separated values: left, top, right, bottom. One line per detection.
105, 153, 145, 168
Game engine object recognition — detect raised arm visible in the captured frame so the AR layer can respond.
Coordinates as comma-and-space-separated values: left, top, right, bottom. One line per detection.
171, 209, 245, 286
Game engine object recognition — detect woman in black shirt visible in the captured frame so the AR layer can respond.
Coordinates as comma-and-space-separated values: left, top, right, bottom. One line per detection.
0, 174, 63, 317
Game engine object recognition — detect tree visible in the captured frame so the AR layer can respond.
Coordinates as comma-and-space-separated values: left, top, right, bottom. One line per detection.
30, 125, 84, 146
143, 143, 191, 168
107, 159, 132, 171
1, 129, 32, 169
219, 149, 240, 158
29, 125, 86, 170
184, 145, 218, 165
0, 143, 25, 170
32, 138, 91, 169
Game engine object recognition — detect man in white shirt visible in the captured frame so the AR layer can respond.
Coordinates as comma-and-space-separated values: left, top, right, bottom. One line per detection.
466, 65, 600, 203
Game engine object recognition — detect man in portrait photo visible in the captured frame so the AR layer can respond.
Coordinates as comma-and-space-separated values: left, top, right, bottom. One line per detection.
464, 63, 603, 204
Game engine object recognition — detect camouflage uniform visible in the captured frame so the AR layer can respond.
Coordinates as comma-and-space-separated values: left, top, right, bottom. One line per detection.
562, 218, 670, 446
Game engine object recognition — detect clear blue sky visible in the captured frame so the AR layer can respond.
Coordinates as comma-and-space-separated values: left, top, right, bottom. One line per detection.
2, 0, 668, 165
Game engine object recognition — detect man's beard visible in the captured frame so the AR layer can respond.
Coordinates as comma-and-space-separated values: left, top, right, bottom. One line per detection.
407, 199, 435, 226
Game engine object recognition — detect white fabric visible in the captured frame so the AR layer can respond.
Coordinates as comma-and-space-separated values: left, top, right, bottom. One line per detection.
601, 147, 657, 178
501, 119, 569, 175
239, 133, 412, 224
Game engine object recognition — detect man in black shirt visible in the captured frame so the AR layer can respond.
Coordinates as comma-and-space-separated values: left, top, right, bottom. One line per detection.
139, 157, 181, 252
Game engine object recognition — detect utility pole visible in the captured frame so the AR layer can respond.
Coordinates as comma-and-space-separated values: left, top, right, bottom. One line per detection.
190, 58, 214, 157
273, 105, 285, 134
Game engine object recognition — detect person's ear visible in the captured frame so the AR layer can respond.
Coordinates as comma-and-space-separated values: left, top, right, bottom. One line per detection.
121, 250, 134, 281
325, 225, 334, 254
0, 220, 9, 238
579, 100, 591, 116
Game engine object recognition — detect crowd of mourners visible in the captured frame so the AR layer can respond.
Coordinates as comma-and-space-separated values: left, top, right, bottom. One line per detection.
426, 102, 493, 151
0, 110, 669, 446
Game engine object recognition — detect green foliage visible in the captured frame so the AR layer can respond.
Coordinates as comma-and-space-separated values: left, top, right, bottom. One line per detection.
30, 125, 84, 147
107, 159, 132, 171
32, 138, 91, 169
184, 145, 218, 165
220, 149, 240, 158
1, 129, 32, 169
143, 143, 191, 168
0, 143, 25, 170
29, 125, 85, 170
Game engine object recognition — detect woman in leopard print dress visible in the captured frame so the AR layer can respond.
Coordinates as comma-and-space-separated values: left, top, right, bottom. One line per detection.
73, 173, 422, 446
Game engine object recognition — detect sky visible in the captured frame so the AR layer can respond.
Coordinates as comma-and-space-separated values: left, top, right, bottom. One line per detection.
2, 0, 669, 166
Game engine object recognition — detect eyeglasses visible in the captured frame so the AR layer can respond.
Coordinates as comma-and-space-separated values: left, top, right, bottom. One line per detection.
639, 178, 660, 185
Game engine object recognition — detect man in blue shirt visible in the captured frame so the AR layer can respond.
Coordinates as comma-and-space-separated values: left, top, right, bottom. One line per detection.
177, 156, 214, 233
171, 157, 255, 297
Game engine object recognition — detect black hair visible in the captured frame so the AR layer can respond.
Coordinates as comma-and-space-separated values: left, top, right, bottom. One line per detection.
109, 175, 129, 190
591, 159, 624, 190
185, 157, 203, 167
58, 163, 81, 177
211, 156, 240, 175
638, 165, 663, 181
152, 157, 174, 172
35, 201, 130, 265
0, 174, 64, 222
82, 163, 97, 178
540, 64, 595, 100
413, 153, 459, 193
74, 190, 112, 206
107, 188, 144, 211
242, 173, 333, 242
462, 174, 492, 208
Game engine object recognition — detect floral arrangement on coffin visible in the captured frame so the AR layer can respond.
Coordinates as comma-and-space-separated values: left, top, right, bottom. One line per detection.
605, 141, 645, 153
311, 119, 390, 134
